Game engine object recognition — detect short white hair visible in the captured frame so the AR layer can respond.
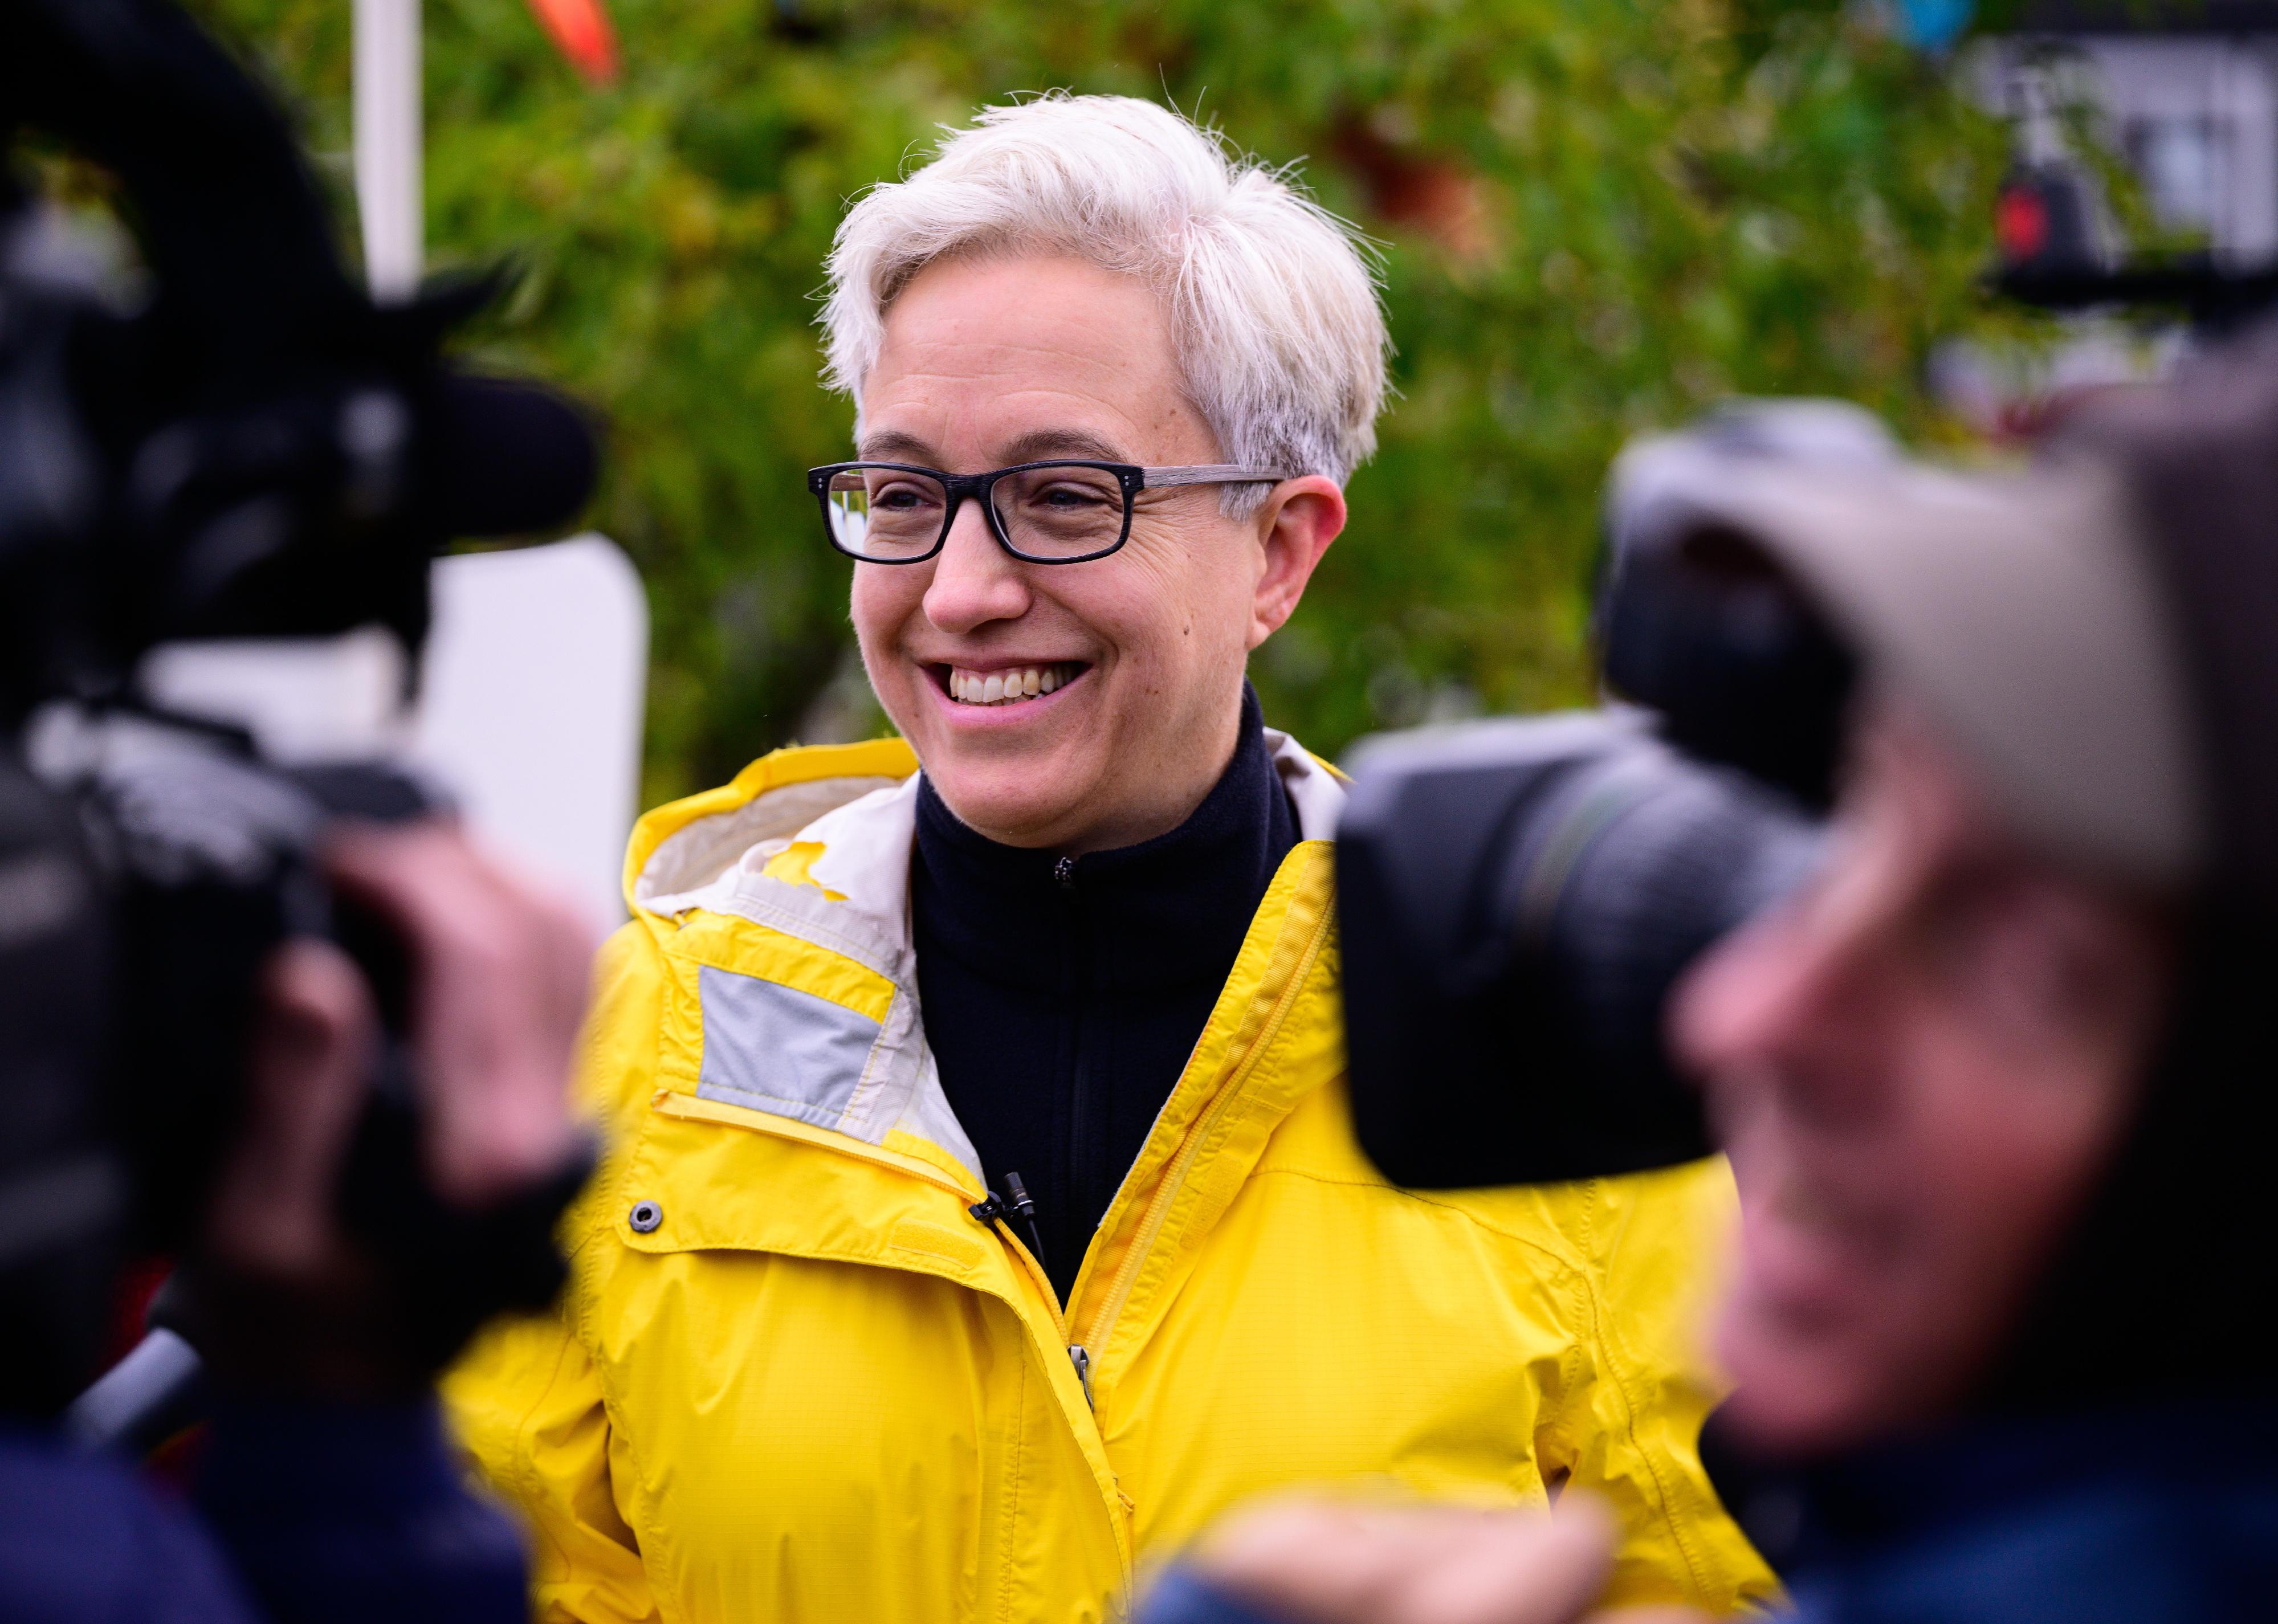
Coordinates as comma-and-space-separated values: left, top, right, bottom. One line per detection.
821, 95, 1389, 508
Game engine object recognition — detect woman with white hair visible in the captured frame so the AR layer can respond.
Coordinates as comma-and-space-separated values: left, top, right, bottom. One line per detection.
447, 96, 1771, 1623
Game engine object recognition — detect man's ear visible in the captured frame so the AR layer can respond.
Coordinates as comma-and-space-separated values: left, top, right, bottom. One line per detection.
1249, 476, 1347, 650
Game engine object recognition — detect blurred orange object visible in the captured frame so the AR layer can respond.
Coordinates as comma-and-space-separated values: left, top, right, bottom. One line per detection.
525, 0, 618, 83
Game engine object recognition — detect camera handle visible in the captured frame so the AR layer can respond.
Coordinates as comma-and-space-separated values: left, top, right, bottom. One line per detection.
62, 1275, 205, 1455
64, 1078, 592, 1456
61, 754, 592, 1454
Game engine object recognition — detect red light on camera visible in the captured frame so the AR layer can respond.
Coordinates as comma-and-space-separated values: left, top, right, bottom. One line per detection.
1997, 185, 2050, 263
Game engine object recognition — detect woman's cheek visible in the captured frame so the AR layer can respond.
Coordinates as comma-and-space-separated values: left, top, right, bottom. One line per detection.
850, 578, 919, 687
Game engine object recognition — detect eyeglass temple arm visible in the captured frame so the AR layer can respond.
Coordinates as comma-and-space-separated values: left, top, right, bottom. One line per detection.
1139, 464, 1301, 487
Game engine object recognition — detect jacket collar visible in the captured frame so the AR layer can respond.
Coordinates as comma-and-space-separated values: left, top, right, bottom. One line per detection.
634, 729, 1342, 936
620, 728, 1345, 1184
912, 683, 1295, 998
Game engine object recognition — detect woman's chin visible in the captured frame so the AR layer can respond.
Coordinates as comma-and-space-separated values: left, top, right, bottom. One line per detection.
898, 674, 1106, 835
921, 760, 1093, 848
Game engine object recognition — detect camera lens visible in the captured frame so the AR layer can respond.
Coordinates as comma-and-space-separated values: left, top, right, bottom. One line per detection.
1338, 715, 1823, 1190
1511, 744, 1823, 1138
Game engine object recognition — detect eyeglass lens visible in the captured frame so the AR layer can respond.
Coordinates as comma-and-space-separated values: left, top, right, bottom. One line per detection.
824, 464, 1127, 561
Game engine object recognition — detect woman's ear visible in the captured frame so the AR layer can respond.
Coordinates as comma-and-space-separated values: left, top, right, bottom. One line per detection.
1248, 476, 1347, 650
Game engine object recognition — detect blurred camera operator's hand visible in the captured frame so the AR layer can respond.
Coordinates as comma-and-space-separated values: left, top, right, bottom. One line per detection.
198, 821, 594, 1397
1181, 1495, 1705, 1624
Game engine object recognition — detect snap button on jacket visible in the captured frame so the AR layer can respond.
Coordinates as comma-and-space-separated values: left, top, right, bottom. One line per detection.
444, 735, 1775, 1623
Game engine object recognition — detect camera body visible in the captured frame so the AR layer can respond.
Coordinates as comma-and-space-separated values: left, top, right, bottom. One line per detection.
1, 0, 597, 1419
0, 744, 115, 1409
0, 716, 446, 1413
1336, 402, 1881, 1190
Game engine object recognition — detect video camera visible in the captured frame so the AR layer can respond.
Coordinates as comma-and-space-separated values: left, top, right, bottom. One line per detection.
2, 0, 596, 1421
1336, 403, 1883, 1189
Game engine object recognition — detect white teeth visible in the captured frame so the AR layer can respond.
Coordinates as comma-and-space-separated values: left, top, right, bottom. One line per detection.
945, 663, 1080, 707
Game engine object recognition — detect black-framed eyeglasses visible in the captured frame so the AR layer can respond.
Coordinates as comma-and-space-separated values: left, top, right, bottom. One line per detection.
806, 460, 1296, 565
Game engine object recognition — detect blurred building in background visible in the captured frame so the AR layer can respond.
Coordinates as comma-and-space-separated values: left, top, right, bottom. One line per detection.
1937, 2, 2278, 430
2007, 3, 2278, 265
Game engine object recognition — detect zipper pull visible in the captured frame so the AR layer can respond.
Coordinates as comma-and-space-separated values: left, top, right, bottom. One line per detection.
1053, 854, 1077, 891
1068, 1344, 1094, 1409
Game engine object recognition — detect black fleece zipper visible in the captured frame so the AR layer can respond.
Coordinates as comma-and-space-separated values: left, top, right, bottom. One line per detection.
912, 684, 1298, 1307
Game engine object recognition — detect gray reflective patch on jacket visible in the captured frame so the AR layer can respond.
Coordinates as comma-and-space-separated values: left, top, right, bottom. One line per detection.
695, 964, 883, 1133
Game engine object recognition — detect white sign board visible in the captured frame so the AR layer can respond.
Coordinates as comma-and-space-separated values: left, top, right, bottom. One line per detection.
413, 535, 648, 932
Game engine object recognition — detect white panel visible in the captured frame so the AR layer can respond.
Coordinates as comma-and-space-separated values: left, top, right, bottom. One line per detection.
140, 627, 407, 760
414, 534, 650, 933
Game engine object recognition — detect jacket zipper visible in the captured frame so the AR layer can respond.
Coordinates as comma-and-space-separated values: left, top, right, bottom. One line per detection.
1057, 850, 1100, 1324
1070, 852, 1334, 1366
971, 1194, 1094, 1410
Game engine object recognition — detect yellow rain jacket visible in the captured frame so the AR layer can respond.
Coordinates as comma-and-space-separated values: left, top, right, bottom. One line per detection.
445, 732, 1771, 1624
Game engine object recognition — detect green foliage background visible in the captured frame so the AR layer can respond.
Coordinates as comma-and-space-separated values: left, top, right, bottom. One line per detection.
198, 0, 2030, 804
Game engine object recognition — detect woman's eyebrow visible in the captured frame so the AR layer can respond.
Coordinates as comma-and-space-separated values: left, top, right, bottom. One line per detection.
855, 429, 936, 462
997, 429, 1128, 464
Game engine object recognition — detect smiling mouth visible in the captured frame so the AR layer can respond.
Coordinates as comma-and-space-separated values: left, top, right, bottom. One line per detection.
935, 662, 1087, 708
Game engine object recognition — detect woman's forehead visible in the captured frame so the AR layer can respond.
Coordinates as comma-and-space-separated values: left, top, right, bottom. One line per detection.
856, 424, 1129, 466
860, 254, 1220, 468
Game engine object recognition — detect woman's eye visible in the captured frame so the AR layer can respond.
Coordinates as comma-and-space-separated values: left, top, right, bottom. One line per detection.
1035, 484, 1110, 509
874, 483, 935, 511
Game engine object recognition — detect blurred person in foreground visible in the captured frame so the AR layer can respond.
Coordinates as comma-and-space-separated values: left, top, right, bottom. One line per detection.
1142, 333, 2278, 1624
445, 94, 1772, 1622
1, 821, 594, 1623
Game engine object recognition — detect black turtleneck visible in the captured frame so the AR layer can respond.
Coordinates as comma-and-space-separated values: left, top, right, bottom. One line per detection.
912, 684, 1297, 1303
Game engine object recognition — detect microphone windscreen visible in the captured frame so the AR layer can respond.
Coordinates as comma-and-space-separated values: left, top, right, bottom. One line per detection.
425, 373, 600, 539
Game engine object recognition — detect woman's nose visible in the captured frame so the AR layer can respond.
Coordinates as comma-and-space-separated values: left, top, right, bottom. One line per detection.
923, 499, 1030, 634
